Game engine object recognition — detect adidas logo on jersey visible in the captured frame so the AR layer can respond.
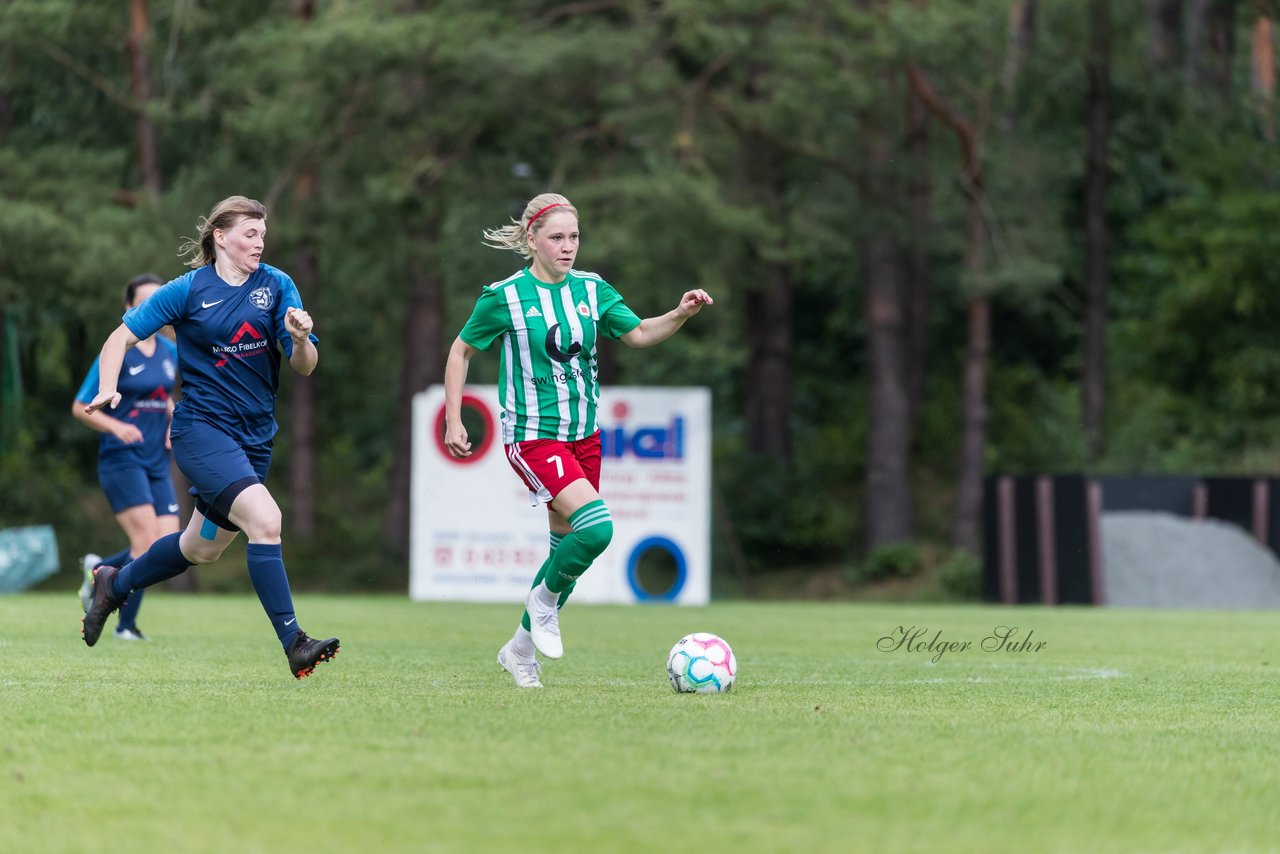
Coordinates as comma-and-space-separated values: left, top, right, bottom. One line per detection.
525, 306, 542, 318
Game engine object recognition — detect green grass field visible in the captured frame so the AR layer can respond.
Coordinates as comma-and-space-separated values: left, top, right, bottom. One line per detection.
2, 594, 1278, 853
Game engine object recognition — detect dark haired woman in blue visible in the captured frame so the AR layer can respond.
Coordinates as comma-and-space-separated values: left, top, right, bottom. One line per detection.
73, 274, 179, 640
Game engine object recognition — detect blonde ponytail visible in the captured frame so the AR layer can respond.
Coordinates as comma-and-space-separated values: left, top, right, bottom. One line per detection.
482, 193, 577, 258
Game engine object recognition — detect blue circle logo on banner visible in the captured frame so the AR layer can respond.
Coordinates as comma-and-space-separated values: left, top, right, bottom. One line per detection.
626, 536, 687, 602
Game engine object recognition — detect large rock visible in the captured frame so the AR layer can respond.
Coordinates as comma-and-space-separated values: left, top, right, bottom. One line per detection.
1102, 510, 1280, 607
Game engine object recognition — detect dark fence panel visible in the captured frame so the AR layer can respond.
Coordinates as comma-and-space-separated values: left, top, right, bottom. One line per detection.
982, 475, 1095, 605
983, 474, 1280, 605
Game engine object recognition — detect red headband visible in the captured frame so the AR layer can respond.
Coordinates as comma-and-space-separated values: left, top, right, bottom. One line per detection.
526, 202, 564, 229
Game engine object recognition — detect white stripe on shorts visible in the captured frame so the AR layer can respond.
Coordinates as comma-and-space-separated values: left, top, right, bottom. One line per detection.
507, 443, 553, 506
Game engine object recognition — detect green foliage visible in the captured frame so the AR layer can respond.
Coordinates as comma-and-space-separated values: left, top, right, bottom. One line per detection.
1105, 115, 1280, 470
936, 549, 983, 600
0, 429, 81, 522
718, 449, 847, 571
987, 365, 1089, 473
849, 541, 925, 585
8, 1, 1280, 591
0, 428, 115, 581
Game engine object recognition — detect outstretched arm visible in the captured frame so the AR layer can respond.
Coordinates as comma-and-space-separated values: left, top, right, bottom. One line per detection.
285, 307, 318, 376
443, 336, 480, 457
619, 289, 714, 349
83, 324, 140, 414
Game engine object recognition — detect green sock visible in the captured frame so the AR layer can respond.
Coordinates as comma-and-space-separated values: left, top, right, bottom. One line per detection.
521, 532, 565, 631
544, 500, 613, 594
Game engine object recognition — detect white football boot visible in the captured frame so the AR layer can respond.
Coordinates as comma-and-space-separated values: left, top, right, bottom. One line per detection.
497, 641, 543, 688
524, 584, 563, 659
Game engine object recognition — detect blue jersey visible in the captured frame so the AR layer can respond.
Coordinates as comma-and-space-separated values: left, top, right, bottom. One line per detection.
122, 263, 318, 446
75, 337, 178, 468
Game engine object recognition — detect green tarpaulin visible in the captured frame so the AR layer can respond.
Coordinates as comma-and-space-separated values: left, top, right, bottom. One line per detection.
0, 525, 59, 593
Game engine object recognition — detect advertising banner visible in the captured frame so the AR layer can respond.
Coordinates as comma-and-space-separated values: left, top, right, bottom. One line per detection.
410, 385, 711, 605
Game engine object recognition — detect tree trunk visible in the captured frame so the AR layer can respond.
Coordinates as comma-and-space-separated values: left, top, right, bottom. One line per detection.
1187, 0, 1238, 99
287, 344, 318, 536
0, 306, 16, 438
287, 193, 319, 537
952, 169, 991, 554
1252, 11, 1275, 140
384, 224, 446, 557
905, 84, 931, 429
0, 47, 12, 142
905, 64, 990, 556
744, 263, 793, 459
1083, 0, 1111, 463
1001, 0, 1038, 120
287, 0, 319, 538
1151, 0, 1185, 70
862, 83, 914, 552
743, 139, 794, 460
125, 0, 161, 199
952, 289, 990, 555
383, 0, 459, 555
865, 216, 912, 550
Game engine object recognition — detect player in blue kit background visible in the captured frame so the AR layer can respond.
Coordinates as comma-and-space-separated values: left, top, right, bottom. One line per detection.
78, 195, 340, 679
72, 274, 180, 641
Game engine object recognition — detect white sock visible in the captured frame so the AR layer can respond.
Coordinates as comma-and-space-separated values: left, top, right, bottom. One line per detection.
535, 581, 559, 607
512, 626, 536, 659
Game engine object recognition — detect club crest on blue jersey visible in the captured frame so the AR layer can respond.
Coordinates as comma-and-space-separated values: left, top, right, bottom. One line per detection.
249, 286, 274, 310
163, 359, 176, 380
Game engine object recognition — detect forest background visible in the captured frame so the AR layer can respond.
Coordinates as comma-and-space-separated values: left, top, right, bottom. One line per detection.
2, 0, 1273, 598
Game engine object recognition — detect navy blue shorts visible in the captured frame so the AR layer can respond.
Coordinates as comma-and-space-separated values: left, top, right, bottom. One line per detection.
98, 460, 180, 516
170, 417, 272, 532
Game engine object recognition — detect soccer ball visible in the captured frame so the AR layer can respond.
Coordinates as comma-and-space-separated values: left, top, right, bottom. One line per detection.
666, 632, 736, 693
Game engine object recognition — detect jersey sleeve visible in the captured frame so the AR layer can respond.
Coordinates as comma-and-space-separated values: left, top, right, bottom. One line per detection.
123, 273, 193, 340
459, 287, 512, 351
595, 280, 642, 339
271, 270, 321, 357
74, 358, 102, 404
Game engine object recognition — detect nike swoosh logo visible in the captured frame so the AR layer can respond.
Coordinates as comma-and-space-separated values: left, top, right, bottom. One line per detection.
284, 618, 296, 626
167, 504, 179, 513
201, 299, 224, 309
128, 365, 145, 375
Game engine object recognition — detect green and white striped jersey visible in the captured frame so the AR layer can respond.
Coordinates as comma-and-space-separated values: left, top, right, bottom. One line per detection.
460, 267, 642, 444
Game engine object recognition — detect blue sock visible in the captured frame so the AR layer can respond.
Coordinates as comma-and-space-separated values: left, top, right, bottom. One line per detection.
246, 543, 299, 649
95, 547, 132, 570
113, 533, 191, 598
111, 549, 140, 627
117, 586, 144, 631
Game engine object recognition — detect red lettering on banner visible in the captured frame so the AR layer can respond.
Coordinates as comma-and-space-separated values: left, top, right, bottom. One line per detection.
449, 545, 544, 569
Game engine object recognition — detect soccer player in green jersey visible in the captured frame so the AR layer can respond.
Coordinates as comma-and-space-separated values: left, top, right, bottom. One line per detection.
443, 193, 713, 688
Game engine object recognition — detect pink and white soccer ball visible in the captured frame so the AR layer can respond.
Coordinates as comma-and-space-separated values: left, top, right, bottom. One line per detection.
667, 632, 737, 693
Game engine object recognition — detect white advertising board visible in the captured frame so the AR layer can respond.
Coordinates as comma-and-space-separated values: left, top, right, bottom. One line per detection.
410, 385, 710, 605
